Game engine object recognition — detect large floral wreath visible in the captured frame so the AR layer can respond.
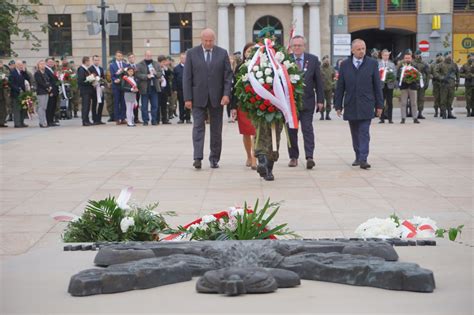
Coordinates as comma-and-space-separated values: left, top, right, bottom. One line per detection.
234, 38, 304, 129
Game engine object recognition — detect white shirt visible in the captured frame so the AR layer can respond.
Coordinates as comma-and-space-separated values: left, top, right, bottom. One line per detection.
202, 46, 213, 62
93, 65, 101, 76
353, 56, 363, 68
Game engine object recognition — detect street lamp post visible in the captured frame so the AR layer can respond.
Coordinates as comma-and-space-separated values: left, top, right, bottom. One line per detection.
98, 0, 109, 71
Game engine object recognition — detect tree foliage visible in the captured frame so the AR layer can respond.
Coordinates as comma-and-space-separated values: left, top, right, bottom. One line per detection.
0, 0, 49, 57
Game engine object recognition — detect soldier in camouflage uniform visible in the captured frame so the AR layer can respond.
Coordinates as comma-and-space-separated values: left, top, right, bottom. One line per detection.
433, 51, 459, 119
104, 67, 114, 122
320, 55, 335, 120
460, 52, 474, 117
68, 61, 80, 118
5, 60, 15, 121
0, 60, 9, 127
412, 50, 430, 119
430, 53, 443, 117
254, 120, 284, 178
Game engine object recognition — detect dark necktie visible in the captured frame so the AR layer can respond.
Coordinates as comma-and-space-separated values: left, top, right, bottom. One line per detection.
296, 58, 302, 71
356, 60, 361, 69
205, 50, 211, 67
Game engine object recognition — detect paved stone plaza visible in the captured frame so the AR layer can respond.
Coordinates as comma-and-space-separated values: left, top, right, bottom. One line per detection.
0, 108, 473, 314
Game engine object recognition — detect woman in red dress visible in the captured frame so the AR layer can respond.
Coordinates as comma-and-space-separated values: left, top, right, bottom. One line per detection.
232, 43, 257, 169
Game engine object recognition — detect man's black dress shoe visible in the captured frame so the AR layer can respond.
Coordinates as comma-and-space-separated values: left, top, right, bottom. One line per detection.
360, 161, 371, 169
352, 160, 361, 166
193, 160, 202, 169
210, 161, 219, 169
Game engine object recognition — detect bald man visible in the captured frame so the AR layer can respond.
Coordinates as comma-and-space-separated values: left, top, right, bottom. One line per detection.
183, 28, 233, 169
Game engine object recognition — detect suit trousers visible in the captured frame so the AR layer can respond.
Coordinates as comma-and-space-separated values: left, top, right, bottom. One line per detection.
81, 90, 93, 123
382, 85, 394, 121
36, 94, 49, 126
177, 89, 190, 121
400, 89, 418, 119
12, 97, 25, 126
112, 84, 126, 121
349, 119, 371, 163
157, 92, 169, 123
192, 102, 223, 162
46, 94, 58, 125
288, 109, 315, 160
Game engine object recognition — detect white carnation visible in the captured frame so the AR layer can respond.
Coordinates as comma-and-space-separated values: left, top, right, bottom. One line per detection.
355, 218, 401, 239
229, 208, 244, 217
409, 216, 438, 230
120, 217, 135, 233
242, 73, 249, 82
283, 60, 291, 68
258, 78, 265, 84
201, 215, 217, 224
264, 68, 273, 76
253, 65, 259, 72
188, 223, 201, 231
265, 76, 273, 84
256, 71, 263, 79
275, 52, 285, 63
260, 53, 268, 63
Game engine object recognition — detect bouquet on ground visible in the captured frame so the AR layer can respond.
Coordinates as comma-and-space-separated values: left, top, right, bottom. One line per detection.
166, 199, 299, 241
234, 39, 304, 130
85, 73, 101, 87
53, 187, 176, 242
18, 91, 37, 117
355, 214, 464, 241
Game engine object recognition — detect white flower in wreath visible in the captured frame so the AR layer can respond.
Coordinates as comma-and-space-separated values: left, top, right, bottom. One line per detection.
355, 218, 401, 239
258, 78, 265, 84
260, 61, 268, 68
265, 76, 273, 84
290, 74, 300, 84
244, 59, 251, 67
283, 60, 292, 69
260, 53, 268, 63
255, 71, 264, 79
120, 217, 135, 233
264, 68, 273, 76
275, 52, 285, 63
226, 216, 238, 232
253, 65, 260, 72
202, 215, 217, 224
188, 223, 201, 231
229, 207, 244, 217
242, 73, 249, 82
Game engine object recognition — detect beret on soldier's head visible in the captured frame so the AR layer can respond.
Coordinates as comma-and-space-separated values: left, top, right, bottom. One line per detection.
404, 49, 413, 55
322, 55, 329, 60
258, 26, 275, 38
436, 52, 443, 57
444, 51, 451, 56
414, 50, 422, 55
8, 60, 15, 65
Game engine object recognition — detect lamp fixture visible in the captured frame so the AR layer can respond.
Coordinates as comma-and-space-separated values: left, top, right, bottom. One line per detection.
145, 3, 155, 13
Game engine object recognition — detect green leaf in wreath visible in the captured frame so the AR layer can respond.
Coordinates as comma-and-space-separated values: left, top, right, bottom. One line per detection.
265, 112, 276, 122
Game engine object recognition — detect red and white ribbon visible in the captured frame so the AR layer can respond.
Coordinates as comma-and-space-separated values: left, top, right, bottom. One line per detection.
401, 220, 435, 238
247, 39, 299, 129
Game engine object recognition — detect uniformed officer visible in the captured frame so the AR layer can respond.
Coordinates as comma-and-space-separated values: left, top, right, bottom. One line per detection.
433, 51, 459, 119
320, 55, 336, 120
430, 53, 444, 117
412, 50, 430, 119
460, 52, 474, 117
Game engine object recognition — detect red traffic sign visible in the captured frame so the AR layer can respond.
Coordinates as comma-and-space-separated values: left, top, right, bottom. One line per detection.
418, 40, 430, 52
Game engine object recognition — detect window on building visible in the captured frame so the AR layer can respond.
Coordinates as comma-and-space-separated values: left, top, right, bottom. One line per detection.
169, 13, 193, 55
48, 14, 72, 57
454, 0, 474, 11
0, 32, 11, 57
109, 14, 133, 55
252, 16, 284, 46
348, 0, 377, 12
387, 0, 417, 12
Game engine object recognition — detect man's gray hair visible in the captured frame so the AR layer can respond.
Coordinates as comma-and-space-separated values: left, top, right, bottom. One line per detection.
291, 35, 307, 44
351, 39, 365, 48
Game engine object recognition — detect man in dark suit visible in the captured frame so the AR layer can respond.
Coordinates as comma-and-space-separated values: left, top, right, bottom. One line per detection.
45, 58, 60, 127
109, 51, 129, 124
173, 52, 190, 124
335, 39, 383, 169
135, 50, 162, 126
183, 28, 233, 169
77, 56, 95, 126
89, 55, 105, 124
8, 60, 28, 128
287, 35, 324, 170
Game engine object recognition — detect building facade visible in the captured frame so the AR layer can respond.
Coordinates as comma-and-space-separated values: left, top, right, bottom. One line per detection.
2, 0, 473, 65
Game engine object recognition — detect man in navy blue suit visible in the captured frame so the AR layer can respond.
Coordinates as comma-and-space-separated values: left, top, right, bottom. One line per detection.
335, 39, 383, 169
109, 51, 129, 124
8, 60, 28, 128
173, 52, 190, 124
287, 35, 324, 169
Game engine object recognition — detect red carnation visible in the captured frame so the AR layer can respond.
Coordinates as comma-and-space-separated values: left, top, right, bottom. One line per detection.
256, 95, 262, 101
245, 85, 252, 93
268, 106, 276, 113
263, 99, 271, 106
263, 83, 271, 90
259, 104, 267, 111
250, 97, 256, 104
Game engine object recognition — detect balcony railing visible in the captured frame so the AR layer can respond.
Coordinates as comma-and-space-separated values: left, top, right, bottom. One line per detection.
348, 0, 377, 12
453, 0, 474, 11
387, 0, 417, 12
